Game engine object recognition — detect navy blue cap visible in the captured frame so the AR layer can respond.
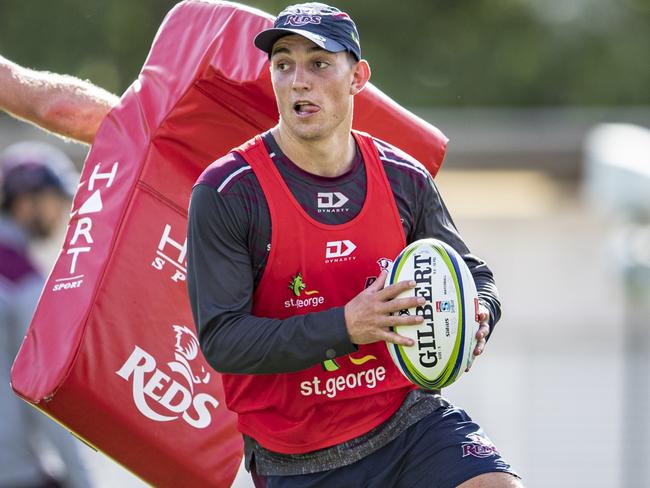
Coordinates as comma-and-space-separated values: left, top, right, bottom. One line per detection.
254, 3, 361, 61
0, 141, 78, 210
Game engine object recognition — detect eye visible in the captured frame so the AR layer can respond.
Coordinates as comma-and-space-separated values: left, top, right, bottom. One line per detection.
314, 60, 330, 69
272, 58, 292, 72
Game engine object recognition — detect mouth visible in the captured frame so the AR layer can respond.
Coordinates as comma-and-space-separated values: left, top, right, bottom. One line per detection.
293, 101, 320, 116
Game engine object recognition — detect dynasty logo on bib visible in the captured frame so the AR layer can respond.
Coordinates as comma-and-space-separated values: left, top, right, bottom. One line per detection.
317, 192, 349, 213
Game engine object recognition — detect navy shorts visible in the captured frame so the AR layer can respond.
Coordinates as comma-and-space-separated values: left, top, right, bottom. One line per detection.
252, 399, 519, 488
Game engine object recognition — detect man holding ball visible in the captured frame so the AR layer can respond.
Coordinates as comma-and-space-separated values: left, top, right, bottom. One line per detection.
188, 3, 521, 487
0, 2, 522, 486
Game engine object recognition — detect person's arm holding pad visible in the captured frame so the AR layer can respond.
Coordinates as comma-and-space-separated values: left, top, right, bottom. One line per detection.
0, 54, 117, 144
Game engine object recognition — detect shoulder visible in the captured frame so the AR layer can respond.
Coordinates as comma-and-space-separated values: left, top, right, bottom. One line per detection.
189, 151, 263, 238
372, 137, 433, 187
194, 151, 256, 194
0, 241, 39, 285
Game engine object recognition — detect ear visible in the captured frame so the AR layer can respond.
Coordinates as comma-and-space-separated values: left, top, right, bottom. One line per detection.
350, 59, 371, 96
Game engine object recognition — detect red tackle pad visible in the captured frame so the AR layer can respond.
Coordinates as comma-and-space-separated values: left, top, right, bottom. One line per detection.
11, 2, 448, 486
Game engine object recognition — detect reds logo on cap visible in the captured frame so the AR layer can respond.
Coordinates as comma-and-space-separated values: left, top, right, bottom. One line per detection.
284, 15, 322, 26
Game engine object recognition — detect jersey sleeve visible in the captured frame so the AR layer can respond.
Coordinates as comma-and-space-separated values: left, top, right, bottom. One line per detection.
187, 181, 356, 375
414, 175, 502, 336
376, 136, 502, 337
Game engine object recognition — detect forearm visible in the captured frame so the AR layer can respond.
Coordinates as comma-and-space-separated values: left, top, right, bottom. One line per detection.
199, 307, 356, 374
464, 256, 502, 335
0, 55, 118, 144
412, 175, 502, 334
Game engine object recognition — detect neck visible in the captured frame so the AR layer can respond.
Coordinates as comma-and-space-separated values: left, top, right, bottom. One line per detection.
271, 123, 356, 178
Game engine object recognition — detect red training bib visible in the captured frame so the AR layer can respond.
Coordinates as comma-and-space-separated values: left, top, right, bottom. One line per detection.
221, 131, 415, 454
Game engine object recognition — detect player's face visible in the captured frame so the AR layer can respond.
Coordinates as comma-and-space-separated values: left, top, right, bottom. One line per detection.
270, 35, 361, 142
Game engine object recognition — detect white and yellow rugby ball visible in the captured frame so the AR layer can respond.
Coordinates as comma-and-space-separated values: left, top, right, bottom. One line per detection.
385, 238, 480, 389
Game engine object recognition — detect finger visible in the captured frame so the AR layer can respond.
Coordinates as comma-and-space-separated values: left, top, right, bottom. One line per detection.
369, 270, 388, 290
378, 279, 416, 300
477, 309, 489, 322
475, 323, 489, 341
379, 329, 415, 347
465, 355, 476, 372
379, 295, 425, 314
383, 312, 424, 328
473, 338, 486, 357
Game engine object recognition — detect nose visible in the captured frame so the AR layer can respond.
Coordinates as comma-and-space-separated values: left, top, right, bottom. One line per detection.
291, 64, 310, 91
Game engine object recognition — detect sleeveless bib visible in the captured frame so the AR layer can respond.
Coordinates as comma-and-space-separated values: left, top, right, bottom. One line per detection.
222, 131, 415, 453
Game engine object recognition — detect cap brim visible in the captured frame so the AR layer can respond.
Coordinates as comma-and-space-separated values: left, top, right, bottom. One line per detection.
254, 28, 347, 56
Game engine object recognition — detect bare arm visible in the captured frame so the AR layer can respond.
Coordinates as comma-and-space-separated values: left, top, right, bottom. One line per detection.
0, 54, 118, 144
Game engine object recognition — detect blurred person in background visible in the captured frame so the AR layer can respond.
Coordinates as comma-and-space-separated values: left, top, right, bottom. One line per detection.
0, 141, 92, 488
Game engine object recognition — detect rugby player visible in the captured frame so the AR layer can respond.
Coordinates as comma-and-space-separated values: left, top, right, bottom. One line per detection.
187, 3, 522, 487
0, 3, 523, 486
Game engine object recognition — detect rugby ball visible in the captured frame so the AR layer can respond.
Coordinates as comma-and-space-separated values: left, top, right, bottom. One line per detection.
385, 239, 480, 389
